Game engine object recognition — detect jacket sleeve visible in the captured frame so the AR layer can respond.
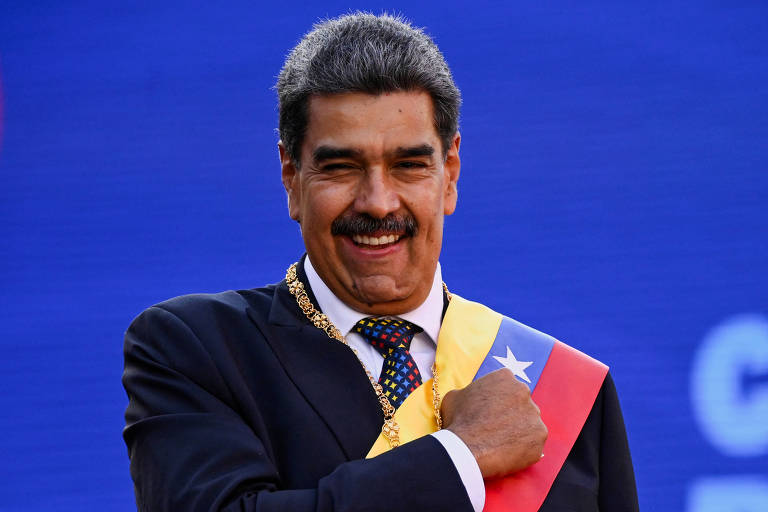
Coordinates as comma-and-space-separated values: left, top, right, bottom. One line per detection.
540, 371, 639, 511
122, 305, 473, 512
597, 373, 639, 512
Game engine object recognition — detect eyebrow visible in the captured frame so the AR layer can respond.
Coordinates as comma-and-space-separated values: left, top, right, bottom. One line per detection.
392, 144, 435, 159
312, 146, 363, 162
311, 143, 436, 163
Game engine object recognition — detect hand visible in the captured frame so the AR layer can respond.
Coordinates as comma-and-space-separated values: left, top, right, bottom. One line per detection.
440, 368, 547, 479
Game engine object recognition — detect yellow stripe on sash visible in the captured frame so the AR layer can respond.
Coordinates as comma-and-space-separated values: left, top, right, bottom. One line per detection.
366, 295, 502, 458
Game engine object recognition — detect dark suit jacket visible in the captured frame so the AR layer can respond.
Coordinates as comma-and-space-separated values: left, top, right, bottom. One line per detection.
123, 264, 638, 511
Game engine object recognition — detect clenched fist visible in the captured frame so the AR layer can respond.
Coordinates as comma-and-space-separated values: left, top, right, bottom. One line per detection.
441, 368, 548, 479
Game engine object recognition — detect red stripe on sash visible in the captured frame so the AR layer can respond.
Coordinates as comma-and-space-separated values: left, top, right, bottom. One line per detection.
484, 341, 608, 511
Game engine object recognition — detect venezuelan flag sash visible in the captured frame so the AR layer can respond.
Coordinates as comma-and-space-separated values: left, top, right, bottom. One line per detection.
366, 295, 608, 512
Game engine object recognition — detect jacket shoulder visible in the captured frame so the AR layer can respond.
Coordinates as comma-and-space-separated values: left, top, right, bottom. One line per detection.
130, 282, 280, 326
124, 282, 286, 361
123, 283, 289, 388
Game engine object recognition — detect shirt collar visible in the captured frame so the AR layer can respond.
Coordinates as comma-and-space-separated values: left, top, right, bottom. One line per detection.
304, 256, 443, 346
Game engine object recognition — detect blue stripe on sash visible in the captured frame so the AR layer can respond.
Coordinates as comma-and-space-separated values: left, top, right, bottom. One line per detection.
473, 316, 556, 391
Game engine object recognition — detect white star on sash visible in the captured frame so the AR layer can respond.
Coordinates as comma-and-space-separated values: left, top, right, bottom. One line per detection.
493, 346, 533, 383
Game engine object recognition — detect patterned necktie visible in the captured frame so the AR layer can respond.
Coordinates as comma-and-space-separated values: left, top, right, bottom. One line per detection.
353, 316, 424, 409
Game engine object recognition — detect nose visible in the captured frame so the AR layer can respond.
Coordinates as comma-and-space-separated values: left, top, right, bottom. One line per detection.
353, 168, 400, 219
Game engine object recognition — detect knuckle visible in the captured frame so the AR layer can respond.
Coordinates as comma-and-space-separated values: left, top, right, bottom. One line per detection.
538, 422, 549, 442
508, 378, 529, 395
440, 390, 457, 416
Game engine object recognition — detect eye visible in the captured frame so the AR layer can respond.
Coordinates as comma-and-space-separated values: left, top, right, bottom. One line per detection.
321, 162, 356, 172
394, 160, 427, 169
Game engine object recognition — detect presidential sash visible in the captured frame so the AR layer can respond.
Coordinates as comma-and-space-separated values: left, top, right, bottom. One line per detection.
366, 295, 608, 512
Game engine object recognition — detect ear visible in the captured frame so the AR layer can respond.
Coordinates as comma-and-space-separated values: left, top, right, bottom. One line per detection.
443, 132, 461, 216
279, 141, 302, 222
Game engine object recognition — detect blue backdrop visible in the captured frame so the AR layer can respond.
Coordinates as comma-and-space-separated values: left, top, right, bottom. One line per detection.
1, 1, 766, 510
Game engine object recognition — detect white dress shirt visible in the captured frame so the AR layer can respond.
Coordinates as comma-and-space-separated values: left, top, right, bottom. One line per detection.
304, 256, 485, 512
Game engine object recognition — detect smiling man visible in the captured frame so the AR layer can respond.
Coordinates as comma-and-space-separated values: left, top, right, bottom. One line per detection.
280, 90, 459, 313
123, 13, 638, 512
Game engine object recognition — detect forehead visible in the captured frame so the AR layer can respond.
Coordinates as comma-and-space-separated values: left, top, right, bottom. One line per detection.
302, 91, 439, 157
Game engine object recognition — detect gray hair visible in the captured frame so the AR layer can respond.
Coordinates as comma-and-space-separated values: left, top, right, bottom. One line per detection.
276, 12, 461, 164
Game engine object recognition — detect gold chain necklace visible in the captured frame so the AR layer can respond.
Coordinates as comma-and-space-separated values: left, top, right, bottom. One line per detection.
285, 262, 446, 447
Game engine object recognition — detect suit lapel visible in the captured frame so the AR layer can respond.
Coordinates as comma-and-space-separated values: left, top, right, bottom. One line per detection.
246, 264, 383, 460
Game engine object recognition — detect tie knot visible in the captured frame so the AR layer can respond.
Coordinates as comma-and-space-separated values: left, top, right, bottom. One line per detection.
353, 316, 423, 353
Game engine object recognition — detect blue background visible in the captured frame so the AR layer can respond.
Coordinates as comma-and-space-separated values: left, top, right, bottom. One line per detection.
1, 1, 766, 510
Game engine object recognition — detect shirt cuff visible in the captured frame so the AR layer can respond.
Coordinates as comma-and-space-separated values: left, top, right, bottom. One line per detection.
431, 429, 485, 512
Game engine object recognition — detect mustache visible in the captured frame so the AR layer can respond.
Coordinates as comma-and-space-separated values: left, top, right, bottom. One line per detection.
331, 214, 418, 237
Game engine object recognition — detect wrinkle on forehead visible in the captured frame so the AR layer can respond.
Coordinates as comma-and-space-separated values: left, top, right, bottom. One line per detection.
303, 91, 439, 160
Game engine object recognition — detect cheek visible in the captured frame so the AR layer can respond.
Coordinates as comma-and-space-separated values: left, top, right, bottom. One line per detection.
410, 205, 444, 244
413, 199, 443, 224
302, 187, 353, 228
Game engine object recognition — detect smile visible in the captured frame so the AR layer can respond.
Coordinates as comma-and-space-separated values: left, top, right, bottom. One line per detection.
350, 233, 402, 247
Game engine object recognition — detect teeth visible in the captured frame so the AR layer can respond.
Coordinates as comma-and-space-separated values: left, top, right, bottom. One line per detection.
351, 234, 402, 246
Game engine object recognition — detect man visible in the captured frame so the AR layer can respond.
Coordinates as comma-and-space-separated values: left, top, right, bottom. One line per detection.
123, 13, 638, 512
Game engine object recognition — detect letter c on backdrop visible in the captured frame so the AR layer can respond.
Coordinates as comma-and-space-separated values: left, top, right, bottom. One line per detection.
691, 313, 768, 456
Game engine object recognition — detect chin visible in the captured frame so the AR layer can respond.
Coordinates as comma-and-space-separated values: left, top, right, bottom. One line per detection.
351, 276, 405, 299
354, 289, 403, 306
351, 285, 417, 314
